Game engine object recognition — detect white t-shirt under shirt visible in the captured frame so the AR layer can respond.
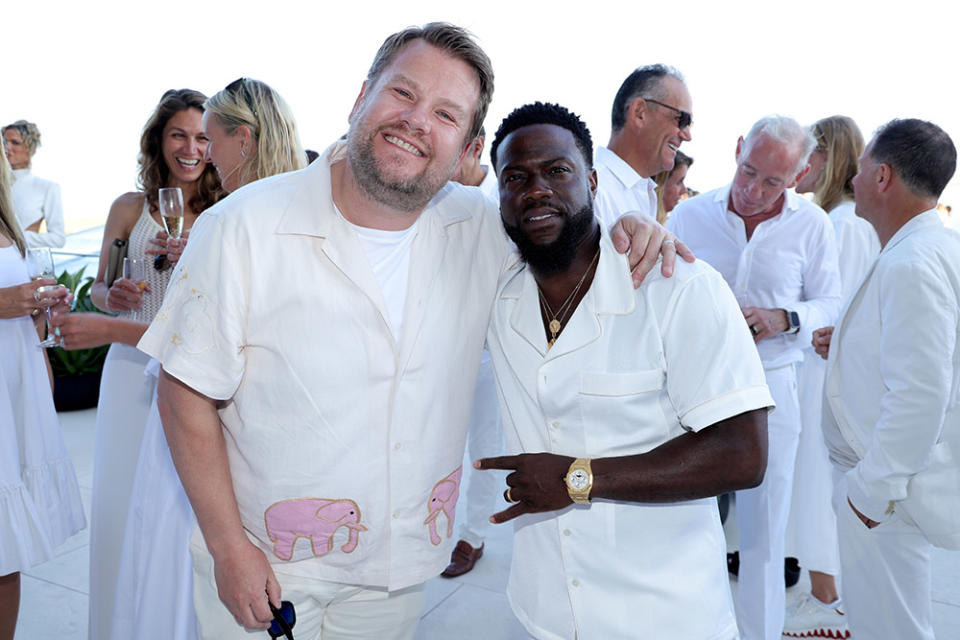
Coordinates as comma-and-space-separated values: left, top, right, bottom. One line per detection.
346, 218, 419, 341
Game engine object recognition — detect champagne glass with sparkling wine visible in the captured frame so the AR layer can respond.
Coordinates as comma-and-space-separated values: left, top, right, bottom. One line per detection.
158, 187, 184, 268
25, 247, 62, 348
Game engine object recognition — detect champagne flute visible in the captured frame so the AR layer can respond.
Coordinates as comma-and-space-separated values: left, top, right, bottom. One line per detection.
25, 247, 62, 348
159, 187, 185, 240
122, 257, 148, 291
158, 187, 184, 270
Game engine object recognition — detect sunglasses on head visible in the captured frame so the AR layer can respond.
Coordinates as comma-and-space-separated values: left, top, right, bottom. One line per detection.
226, 77, 260, 122
267, 600, 296, 640
643, 98, 693, 130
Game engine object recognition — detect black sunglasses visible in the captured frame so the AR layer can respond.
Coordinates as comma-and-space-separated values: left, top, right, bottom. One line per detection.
267, 600, 296, 640
226, 77, 260, 122
643, 98, 693, 130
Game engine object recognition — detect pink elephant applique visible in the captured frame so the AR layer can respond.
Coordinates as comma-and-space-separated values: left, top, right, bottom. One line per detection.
264, 498, 368, 561
424, 466, 462, 546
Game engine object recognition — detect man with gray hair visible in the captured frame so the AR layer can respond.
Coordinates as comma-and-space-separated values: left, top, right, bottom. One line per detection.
594, 64, 693, 228
668, 115, 842, 640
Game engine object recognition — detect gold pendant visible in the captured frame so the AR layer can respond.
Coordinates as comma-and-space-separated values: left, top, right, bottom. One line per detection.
547, 338, 555, 349
549, 319, 562, 334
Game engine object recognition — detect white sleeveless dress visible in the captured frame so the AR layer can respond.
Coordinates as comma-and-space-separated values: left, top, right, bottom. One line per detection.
88, 200, 172, 640
109, 213, 217, 640
0, 243, 85, 575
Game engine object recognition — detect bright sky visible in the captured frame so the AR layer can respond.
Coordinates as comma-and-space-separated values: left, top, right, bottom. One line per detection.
6, 0, 958, 233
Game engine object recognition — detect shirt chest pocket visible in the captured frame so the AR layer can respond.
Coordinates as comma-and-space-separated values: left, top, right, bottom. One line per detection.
577, 369, 669, 455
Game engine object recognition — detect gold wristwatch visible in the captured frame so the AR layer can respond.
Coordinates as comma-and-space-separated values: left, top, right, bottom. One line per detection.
565, 458, 593, 504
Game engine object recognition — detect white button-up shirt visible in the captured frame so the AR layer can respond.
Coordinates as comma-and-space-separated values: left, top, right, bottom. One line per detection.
668, 184, 842, 368
487, 229, 773, 640
139, 141, 511, 590
827, 201, 880, 302
593, 146, 658, 229
823, 210, 960, 548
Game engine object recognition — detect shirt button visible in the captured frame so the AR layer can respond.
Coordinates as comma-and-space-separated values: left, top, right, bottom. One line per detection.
563, 529, 572, 536
551, 421, 560, 429
393, 442, 402, 451
571, 579, 580, 587
393, 510, 401, 520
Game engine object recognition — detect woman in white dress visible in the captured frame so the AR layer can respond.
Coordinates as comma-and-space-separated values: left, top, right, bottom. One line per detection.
52, 88, 224, 640
1, 120, 65, 248
109, 78, 306, 640
0, 150, 85, 639
784, 115, 881, 637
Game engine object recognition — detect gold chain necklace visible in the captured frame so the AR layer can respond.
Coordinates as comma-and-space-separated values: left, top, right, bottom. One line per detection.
537, 247, 601, 349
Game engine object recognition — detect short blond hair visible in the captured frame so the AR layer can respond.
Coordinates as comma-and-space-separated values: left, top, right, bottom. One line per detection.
2, 119, 42, 156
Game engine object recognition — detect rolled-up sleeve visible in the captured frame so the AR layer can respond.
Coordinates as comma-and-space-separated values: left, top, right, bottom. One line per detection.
662, 266, 775, 432
138, 211, 249, 400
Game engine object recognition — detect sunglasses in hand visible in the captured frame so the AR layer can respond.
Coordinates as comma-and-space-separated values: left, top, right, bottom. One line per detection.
268, 600, 296, 640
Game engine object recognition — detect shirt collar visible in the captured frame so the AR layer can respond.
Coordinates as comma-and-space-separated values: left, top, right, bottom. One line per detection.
500, 224, 635, 317
716, 182, 804, 220
596, 146, 655, 193
276, 139, 473, 238
882, 208, 942, 253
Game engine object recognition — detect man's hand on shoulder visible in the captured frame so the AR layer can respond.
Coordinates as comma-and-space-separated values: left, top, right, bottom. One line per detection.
475, 453, 575, 523
609, 212, 695, 286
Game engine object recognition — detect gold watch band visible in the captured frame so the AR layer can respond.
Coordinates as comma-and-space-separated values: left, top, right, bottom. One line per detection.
565, 457, 593, 504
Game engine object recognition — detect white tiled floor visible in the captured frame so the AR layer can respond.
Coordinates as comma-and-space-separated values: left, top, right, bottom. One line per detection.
15, 407, 960, 639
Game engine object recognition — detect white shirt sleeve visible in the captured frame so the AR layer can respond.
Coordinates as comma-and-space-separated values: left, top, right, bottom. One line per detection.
661, 265, 774, 431
791, 216, 842, 347
137, 212, 249, 400
845, 257, 958, 521
24, 181, 66, 248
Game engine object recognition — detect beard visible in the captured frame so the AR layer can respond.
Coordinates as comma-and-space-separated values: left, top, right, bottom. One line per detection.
347, 121, 460, 214
503, 201, 597, 276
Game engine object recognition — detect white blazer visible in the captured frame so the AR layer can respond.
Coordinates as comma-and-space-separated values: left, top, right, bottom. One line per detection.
824, 210, 960, 549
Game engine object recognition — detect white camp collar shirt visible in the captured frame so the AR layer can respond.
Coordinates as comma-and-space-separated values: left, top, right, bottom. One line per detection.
487, 229, 773, 640
593, 146, 658, 229
139, 140, 511, 590
667, 184, 842, 368
823, 210, 960, 546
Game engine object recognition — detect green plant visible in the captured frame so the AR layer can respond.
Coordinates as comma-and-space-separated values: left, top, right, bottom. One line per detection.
48, 266, 110, 377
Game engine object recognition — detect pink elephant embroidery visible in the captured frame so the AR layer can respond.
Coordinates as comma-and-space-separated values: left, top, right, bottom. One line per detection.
424, 466, 462, 546
264, 498, 368, 561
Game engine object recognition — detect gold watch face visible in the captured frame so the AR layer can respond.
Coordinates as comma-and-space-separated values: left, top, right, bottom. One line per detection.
569, 469, 590, 490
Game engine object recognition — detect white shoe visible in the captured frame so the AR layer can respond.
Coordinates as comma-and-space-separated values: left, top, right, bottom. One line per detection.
782, 592, 850, 638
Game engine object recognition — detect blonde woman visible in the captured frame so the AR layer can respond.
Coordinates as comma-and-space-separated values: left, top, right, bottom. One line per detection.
0, 147, 85, 640
784, 115, 880, 639
110, 78, 305, 640
1, 120, 66, 248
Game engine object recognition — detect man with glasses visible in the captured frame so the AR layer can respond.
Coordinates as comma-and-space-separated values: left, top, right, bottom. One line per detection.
594, 64, 693, 227
668, 116, 842, 640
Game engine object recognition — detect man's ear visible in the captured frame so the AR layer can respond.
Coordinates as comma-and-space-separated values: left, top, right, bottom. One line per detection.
735, 136, 745, 162
629, 97, 648, 129
588, 168, 598, 198
348, 81, 369, 123
877, 163, 894, 193
472, 136, 485, 161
